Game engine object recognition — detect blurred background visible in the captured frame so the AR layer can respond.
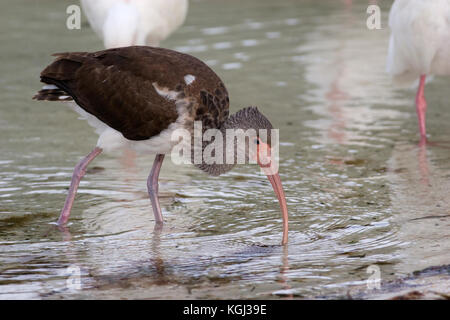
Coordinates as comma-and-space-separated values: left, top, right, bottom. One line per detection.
0, 0, 449, 299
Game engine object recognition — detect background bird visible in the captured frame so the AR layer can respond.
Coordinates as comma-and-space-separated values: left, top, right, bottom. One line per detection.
33, 46, 289, 245
80, 0, 189, 48
387, 0, 450, 145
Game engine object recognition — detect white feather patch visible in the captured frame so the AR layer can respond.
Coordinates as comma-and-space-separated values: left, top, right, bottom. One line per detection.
184, 74, 196, 85
42, 84, 58, 90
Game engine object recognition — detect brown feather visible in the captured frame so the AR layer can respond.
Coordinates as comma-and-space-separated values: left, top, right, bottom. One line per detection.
34, 46, 230, 141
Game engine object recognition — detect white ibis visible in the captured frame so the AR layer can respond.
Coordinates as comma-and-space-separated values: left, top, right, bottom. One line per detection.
387, 0, 450, 145
80, 0, 188, 48
33, 46, 289, 245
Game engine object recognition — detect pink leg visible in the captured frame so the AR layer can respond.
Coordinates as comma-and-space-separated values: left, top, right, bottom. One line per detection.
147, 154, 165, 225
58, 147, 103, 225
416, 75, 427, 145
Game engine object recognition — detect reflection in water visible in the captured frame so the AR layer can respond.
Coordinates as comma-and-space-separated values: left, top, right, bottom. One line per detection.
150, 225, 168, 286
119, 148, 139, 184
300, 4, 406, 148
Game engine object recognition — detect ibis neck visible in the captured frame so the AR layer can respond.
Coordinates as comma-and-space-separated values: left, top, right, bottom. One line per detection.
193, 117, 237, 176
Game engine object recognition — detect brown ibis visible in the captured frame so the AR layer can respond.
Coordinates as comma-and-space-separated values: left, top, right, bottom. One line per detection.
33, 46, 289, 245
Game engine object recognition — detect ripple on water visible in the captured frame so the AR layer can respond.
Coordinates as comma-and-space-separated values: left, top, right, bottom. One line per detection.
1, 0, 447, 299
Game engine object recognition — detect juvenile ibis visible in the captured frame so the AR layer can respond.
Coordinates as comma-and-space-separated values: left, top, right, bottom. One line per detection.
33, 46, 289, 245
387, 0, 450, 145
80, 0, 188, 48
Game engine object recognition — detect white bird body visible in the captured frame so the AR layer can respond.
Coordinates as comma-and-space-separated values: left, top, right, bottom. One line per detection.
387, 0, 450, 85
80, 0, 189, 48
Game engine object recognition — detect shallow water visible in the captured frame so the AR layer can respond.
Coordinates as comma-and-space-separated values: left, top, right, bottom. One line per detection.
0, 0, 449, 299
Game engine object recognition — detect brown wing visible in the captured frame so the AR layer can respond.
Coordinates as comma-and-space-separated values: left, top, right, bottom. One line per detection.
34, 46, 229, 141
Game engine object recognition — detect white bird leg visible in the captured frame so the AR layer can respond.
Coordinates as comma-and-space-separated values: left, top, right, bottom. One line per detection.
147, 154, 165, 225
416, 75, 427, 145
58, 147, 103, 225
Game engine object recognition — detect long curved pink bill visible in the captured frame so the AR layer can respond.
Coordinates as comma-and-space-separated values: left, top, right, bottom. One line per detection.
264, 171, 289, 245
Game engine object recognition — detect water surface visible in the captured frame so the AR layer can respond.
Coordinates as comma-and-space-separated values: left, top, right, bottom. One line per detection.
0, 0, 449, 299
